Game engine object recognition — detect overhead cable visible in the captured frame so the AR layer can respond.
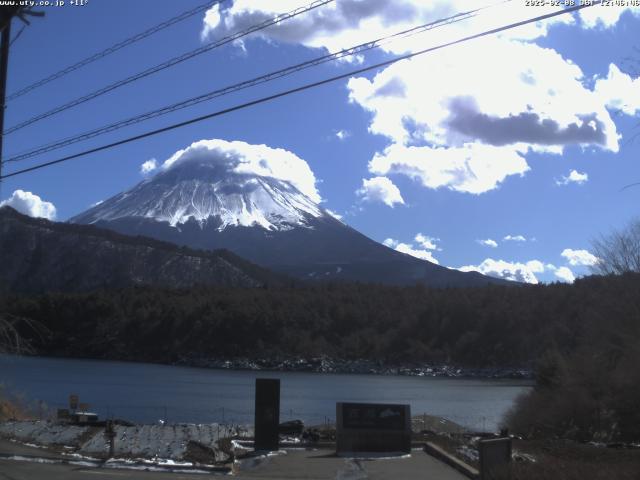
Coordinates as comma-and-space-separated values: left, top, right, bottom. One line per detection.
3, 0, 335, 135
0, 3, 597, 181
6, 0, 223, 101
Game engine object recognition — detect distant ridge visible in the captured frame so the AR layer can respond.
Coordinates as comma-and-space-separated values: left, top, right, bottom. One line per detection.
0, 206, 287, 293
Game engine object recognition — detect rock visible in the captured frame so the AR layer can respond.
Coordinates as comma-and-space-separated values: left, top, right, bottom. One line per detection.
184, 440, 228, 464
278, 420, 304, 436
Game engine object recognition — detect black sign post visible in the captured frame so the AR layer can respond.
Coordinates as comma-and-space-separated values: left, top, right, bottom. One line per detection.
336, 402, 411, 455
254, 378, 280, 451
479, 437, 512, 480
69, 394, 79, 411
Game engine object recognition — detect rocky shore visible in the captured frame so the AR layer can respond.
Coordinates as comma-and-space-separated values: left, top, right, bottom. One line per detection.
177, 356, 533, 379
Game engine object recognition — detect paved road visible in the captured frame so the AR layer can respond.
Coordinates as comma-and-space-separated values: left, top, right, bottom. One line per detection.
233, 449, 467, 479
0, 440, 467, 479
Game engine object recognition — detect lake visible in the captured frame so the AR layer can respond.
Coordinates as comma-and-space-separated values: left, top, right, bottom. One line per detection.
0, 355, 532, 431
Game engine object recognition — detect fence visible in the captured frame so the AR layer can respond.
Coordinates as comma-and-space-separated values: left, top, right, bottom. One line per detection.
32, 401, 334, 427
29, 399, 501, 433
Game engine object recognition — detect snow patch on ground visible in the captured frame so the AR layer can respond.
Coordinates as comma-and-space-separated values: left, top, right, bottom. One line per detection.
0, 421, 88, 446
1, 421, 251, 463
6, 455, 58, 464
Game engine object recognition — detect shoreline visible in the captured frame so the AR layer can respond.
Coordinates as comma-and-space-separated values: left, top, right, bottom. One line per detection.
4, 353, 535, 380
175, 356, 534, 380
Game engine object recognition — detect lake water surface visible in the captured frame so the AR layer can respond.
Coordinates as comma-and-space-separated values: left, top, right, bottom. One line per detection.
0, 355, 532, 431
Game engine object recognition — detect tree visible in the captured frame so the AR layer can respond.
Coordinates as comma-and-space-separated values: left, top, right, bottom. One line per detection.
0, 298, 46, 354
0, 314, 27, 354
591, 217, 640, 275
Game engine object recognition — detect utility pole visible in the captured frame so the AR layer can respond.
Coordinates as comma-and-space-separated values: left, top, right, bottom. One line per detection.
0, 6, 43, 193
0, 18, 10, 195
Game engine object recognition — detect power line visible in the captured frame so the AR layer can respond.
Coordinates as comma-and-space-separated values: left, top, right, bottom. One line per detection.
0, 2, 598, 181
620, 182, 640, 192
5, 0, 222, 102
9, 24, 25, 47
4, 4, 491, 165
3, 0, 335, 136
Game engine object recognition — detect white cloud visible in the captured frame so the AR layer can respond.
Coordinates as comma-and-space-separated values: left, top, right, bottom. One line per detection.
202, 1, 579, 55
0, 190, 57, 220
356, 176, 404, 207
503, 235, 527, 242
347, 33, 618, 194
554, 266, 576, 283
335, 130, 351, 141
382, 236, 439, 263
201, 3, 222, 41
579, 6, 640, 29
140, 158, 158, 175
201, 2, 630, 197
561, 248, 599, 267
478, 239, 498, 248
458, 258, 545, 284
162, 139, 321, 203
544, 263, 578, 283
383, 238, 398, 248
459, 258, 577, 284
368, 143, 530, 195
594, 64, 640, 116
415, 233, 439, 251
395, 242, 439, 264
326, 209, 343, 221
556, 169, 589, 186
525, 260, 545, 274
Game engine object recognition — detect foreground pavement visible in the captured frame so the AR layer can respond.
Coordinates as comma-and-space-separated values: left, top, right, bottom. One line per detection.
0, 439, 467, 479
233, 449, 467, 479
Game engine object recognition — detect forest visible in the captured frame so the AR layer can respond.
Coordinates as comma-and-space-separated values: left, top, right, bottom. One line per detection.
1, 272, 640, 441
0, 272, 637, 368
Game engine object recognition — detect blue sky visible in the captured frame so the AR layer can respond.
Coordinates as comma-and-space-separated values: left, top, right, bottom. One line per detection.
1, 0, 639, 284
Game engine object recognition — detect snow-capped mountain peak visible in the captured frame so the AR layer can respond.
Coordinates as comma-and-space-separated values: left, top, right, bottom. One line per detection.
72, 160, 324, 232
70, 138, 506, 287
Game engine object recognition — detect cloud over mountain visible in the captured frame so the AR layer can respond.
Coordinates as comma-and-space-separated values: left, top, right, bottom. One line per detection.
415, 233, 439, 251
161, 139, 321, 203
140, 158, 158, 175
458, 258, 546, 284
383, 237, 439, 264
0, 190, 57, 220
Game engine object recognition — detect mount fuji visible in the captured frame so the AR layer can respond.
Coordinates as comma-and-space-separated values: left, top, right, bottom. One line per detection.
70, 140, 506, 287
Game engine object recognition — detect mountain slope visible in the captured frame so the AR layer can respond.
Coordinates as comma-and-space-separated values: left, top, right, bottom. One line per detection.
0, 206, 285, 293
70, 154, 509, 287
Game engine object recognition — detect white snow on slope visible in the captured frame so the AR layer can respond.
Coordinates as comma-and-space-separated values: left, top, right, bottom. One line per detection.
72, 140, 326, 232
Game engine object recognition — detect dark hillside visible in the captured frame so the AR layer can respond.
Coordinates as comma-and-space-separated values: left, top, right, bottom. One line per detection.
0, 206, 287, 292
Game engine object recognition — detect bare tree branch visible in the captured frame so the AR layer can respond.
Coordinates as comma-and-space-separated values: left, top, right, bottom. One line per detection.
591, 218, 640, 275
0, 313, 48, 355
